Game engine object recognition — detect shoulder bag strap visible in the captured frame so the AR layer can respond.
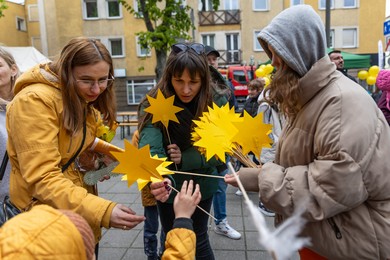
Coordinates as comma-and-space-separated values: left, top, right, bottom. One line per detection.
61, 120, 87, 172
0, 151, 8, 181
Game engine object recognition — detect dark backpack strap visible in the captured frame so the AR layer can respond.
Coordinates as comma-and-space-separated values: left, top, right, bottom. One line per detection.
62, 120, 87, 172
0, 151, 9, 181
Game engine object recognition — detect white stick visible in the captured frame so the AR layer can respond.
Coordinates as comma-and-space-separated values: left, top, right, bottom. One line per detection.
173, 171, 224, 179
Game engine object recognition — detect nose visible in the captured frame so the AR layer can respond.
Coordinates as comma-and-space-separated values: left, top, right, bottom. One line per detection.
90, 82, 101, 94
182, 83, 191, 95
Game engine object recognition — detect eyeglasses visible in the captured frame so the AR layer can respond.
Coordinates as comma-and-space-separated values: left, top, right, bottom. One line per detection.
76, 76, 115, 89
171, 43, 205, 55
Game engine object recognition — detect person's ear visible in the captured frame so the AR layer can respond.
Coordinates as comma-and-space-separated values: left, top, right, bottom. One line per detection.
10, 64, 18, 78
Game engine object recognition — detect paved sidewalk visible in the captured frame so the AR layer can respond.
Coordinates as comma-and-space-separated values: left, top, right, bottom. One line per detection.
97, 129, 298, 260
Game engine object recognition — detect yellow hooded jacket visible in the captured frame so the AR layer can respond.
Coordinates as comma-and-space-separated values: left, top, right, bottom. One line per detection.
6, 64, 116, 243
0, 205, 89, 259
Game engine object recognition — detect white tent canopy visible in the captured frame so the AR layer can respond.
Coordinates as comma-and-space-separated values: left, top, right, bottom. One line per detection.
2, 47, 50, 72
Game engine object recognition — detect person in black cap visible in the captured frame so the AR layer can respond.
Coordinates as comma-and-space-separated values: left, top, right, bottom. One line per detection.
205, 45, 241, 240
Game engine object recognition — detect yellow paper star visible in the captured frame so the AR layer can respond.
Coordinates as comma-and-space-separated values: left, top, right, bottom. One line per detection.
111, 139, 173, 190
232, 111, 273, 158
144, 89, 184, 128
192, 103, 242, 162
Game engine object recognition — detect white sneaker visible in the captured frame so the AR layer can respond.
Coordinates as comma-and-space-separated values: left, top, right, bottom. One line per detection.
235, 189, 243, 196
258, 202, 275, 217
214, 219, 241, 240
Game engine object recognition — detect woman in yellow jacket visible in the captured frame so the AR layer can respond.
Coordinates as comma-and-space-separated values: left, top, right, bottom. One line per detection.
6, 37, 145, 247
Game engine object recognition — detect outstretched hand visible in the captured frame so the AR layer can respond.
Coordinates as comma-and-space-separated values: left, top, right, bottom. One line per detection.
110, 204, 145, 230
173, 180, 201, 219
224, 172, 239, 187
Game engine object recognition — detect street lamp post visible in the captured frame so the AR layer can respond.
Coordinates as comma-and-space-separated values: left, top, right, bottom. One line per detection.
249, 55, 255, 81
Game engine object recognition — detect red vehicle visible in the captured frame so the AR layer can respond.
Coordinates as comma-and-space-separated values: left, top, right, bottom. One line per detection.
219, 66, 257, 104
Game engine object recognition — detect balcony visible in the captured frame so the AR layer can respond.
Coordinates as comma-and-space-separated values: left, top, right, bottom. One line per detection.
217, 49, 242, 65
198, 10, 240, 26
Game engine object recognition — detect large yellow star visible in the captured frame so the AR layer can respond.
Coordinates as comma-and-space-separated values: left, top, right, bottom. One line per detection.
144, 89, 184, 128
232, 111, 273, 158
192, 103, 242, 162
111, 139, 173, 190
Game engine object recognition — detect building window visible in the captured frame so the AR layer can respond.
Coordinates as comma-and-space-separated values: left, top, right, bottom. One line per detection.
28, 4, 39, 22
253, 0, 269, 11
84, 0, 98, 19
107, 0, 121, 18
342, 28, 357, 48
136, 37, 151, 57
225, 0, 238, 10
329, 29, 335, 48
201, 34, 215, 47
254, 30, 263, 51
343, 0, 356, 8
226, 33, 239, 63
16, 17, 26, 31
290, 0, 304, 6
133, 0, 144, 18
319, 0, 334, 9
127, 79, 156, 104
109, 38, 124, 57
200, 0, 214, 11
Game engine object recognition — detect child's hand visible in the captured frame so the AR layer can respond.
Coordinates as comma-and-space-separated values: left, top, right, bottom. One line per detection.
173, 180, 201, 219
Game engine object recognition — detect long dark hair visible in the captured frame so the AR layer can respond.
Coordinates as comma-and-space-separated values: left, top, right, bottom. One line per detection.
50, 37, 117, 133
138, 46, 212, 131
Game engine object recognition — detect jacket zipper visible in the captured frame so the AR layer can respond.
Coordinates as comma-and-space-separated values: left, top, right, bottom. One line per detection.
328, 217, 342, 239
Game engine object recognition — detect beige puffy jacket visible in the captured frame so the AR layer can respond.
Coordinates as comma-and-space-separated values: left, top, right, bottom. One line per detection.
240, 57, 390, 259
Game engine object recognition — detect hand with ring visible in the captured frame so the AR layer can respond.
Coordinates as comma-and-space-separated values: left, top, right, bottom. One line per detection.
110, 204, 145, 230
167, 144, 181, 164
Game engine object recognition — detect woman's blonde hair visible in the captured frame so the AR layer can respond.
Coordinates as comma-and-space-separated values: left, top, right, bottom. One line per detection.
0, 47, 19, 109
264, 60, 301, 120
50, 37, 117, 133
138, 45, 212, 131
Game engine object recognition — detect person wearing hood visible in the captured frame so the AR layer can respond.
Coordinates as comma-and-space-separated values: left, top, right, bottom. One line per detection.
5, 37, 145, 252
0, 205, 96, 260
225, 5, 390, 259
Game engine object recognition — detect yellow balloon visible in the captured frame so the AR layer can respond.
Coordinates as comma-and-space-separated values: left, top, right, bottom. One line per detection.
259, 64, 266, 70
366, 76, 377, 85
263, 76, 271, 87
368, 66, 380, 77
357, 70, 368, 80
255, 68, 266, 78
264, 64, 274, 75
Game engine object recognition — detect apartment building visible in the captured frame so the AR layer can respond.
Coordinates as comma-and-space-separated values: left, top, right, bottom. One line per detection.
0, 0, 386, 110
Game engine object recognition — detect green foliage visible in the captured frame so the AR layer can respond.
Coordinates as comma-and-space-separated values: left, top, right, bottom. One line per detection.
119, 0, 220, 79
0, 0, 8, 18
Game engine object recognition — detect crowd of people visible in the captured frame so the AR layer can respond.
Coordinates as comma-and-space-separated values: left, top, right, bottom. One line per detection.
1, 4, 390, 260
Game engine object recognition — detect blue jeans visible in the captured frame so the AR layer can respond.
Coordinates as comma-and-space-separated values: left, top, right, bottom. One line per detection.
213, 167, 228, 224
158, 198, 215, 260
144, 205, 165, 259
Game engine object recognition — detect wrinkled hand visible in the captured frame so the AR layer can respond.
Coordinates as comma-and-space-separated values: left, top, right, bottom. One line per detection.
110, 204, 145, 230
150, 178, 172, 202
173, 180, 201, 219
167, 144, 181, 164
224, 172, 239, 187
